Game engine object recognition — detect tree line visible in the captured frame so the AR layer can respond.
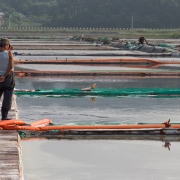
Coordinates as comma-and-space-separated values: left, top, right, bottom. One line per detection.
0, 0, 180, 28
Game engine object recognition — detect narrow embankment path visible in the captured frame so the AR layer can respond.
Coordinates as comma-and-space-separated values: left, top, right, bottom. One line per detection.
0, 95, 23, 180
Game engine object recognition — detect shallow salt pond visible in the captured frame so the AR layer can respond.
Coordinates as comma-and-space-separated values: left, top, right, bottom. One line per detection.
16, 77, 180, 179
14, 42, 180, 179
16, 77, 180, 124
22, 139, 180, 180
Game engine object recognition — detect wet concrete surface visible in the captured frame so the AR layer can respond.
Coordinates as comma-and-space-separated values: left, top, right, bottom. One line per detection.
0, 131, 22, 180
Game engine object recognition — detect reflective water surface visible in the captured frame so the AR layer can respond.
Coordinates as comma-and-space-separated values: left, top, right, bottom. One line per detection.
22, 139, 180, 180
16, 77, 180, 124
17, 77, 180, 179
16, 42, 180, 180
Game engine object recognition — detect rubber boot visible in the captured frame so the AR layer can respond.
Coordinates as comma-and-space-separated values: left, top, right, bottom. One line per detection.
1, 107, 11, 120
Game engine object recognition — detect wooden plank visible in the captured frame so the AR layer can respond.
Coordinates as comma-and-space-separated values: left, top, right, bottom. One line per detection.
0, 95, 23, 180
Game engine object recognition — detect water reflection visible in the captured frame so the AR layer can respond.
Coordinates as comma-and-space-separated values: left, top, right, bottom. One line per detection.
14, 39, 180, 180
163, 142, 171, 151
21, 135, 180, 142
91, 98, 96, 103
22, 139, 180, 180
22, 138, 175, 153
16, 77, 180, 89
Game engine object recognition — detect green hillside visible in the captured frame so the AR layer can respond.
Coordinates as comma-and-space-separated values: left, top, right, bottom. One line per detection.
0, 0, 180, 28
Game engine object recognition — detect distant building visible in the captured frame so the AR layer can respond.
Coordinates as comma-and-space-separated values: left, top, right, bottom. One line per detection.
0, 12, 4, 27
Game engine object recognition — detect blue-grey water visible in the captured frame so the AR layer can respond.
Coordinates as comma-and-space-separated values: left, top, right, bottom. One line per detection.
18, 77, 180, 180
22, 140, 180, 180
16, 77, 180, 124
15, 42, 180, 180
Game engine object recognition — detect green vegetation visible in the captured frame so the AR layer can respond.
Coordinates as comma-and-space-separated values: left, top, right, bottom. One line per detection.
0, 28, 180, 39
0, 0, 180, 28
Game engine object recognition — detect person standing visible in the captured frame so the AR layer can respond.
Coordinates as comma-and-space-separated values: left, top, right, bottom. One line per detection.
138, 36, 148, 45
0, 38, 15, 120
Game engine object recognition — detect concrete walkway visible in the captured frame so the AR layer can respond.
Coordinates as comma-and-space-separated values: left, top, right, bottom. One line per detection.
0, 95, 23, 180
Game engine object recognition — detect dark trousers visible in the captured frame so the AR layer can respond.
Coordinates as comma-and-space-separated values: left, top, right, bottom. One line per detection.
0, 71, 15, 119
